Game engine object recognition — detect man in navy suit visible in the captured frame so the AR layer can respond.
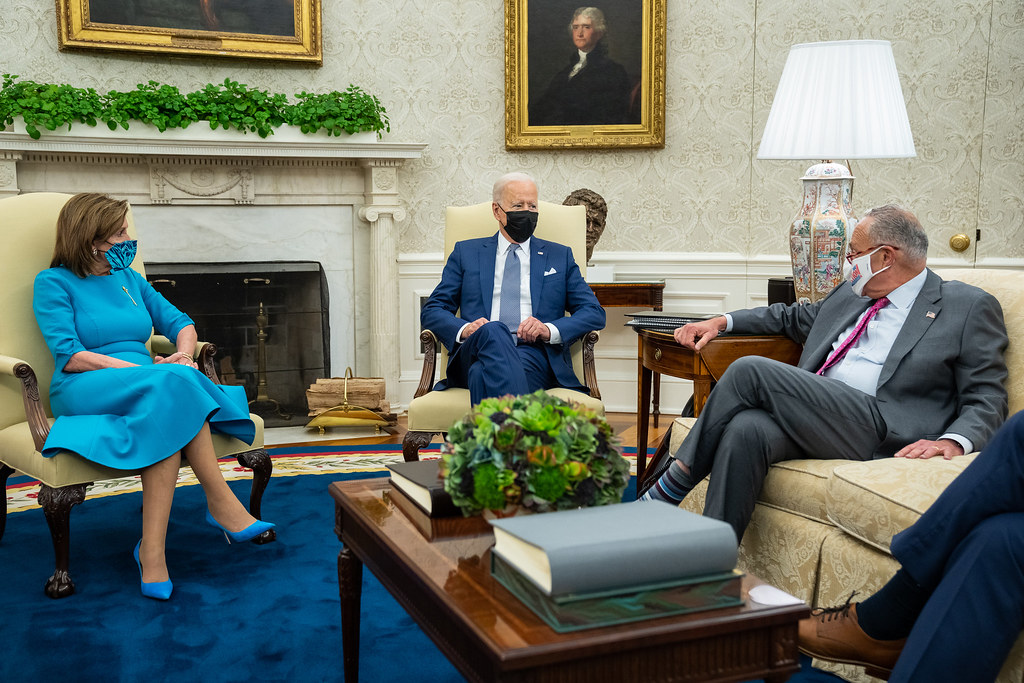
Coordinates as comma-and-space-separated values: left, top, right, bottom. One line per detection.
420, 172, 605, 404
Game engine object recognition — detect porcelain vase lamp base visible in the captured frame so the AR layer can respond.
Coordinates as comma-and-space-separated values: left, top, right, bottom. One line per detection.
789, 161, 854, 304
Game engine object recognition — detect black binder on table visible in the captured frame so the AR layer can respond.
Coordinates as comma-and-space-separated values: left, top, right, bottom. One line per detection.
625, 310, 715, 331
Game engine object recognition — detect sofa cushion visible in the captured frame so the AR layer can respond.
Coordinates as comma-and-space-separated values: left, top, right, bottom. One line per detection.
932, 268, 1024, 415
671, 417, 851, 524
758, 459, 850, 524
826, 455, 976, 552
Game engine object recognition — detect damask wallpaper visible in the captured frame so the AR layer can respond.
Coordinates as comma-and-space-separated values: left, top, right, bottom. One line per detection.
2, 0, 1022, 262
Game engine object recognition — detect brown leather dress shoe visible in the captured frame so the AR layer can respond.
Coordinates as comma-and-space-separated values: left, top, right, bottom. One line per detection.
798, 594, 907, 679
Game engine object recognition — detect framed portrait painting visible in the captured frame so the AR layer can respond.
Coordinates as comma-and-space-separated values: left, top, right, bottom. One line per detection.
505, 0, 666, 150
56, 0, 322, 63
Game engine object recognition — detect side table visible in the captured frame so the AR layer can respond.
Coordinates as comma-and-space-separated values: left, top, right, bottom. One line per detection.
589, 280, 666, 424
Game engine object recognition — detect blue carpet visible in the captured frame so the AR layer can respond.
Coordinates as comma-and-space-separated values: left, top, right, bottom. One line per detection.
0, 469, 844, 682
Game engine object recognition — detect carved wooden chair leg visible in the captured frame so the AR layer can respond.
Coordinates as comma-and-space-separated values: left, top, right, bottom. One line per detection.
236, 447, 276, 544
402, 431, 435, 462
0, 464, 14, 542
38, 482, 87, 598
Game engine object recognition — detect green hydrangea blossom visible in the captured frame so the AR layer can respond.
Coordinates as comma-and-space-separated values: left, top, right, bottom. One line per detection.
441, 390, 629, 515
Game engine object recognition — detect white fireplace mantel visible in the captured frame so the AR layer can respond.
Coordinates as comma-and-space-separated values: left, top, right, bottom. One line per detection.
0, 123, 427, 406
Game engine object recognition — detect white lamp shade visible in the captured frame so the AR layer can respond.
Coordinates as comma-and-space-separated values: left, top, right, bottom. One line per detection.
757, 40, 916, 160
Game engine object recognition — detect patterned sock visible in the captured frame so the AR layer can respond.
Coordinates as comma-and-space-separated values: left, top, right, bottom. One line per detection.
856, 568, 930, 640
640, 461, 693, 504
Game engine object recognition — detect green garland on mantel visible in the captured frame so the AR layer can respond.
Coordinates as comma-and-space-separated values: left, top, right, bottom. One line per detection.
0, 74, 390, 141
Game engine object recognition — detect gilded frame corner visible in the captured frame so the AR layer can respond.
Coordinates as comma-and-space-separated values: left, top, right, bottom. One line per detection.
56, 0, 322, 64
505, 0, 666, 150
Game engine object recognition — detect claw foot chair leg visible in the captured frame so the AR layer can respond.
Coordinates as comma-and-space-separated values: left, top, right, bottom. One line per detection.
236, 447, 276, 544
402, 431, 436, 462
38, 483, 87, 598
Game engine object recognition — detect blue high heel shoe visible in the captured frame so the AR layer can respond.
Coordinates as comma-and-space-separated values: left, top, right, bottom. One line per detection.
133, 540, 173, 601
205, 510, 276, 544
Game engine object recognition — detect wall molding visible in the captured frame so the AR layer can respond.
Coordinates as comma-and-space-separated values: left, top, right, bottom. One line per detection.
397, 250, 1024, 414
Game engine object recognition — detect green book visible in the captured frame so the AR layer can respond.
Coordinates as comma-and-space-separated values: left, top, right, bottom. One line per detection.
491, 553, 744, 633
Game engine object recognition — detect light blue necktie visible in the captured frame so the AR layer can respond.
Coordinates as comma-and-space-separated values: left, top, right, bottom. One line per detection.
498, 244, 521, 333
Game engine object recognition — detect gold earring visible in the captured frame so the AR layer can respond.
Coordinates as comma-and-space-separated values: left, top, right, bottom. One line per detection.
92, 247, 98, 256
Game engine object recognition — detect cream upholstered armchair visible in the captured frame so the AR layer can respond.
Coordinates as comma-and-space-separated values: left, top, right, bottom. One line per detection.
0, 192, 274, 598
402, 200, 605, 461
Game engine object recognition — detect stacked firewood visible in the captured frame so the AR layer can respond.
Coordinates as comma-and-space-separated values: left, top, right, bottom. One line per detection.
305, 376, 395, 423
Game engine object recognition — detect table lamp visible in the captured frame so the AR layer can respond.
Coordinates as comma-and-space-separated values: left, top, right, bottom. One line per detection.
758, 40, 916, 303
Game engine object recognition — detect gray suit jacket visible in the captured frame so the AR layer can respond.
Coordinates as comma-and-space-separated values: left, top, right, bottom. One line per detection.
730, 269, 1009, 458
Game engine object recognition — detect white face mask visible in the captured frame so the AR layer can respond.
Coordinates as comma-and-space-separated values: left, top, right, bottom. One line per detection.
848, 246, 889, 297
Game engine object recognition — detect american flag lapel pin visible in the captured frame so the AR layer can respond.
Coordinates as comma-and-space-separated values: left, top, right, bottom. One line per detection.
926, 311, 936, 319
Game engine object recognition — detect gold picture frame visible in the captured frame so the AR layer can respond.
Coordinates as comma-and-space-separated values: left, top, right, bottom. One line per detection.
505, 0, 666, 150
56, 0, 322, 64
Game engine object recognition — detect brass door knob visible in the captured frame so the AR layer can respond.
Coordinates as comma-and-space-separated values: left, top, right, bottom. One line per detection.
949, 233, 971, 252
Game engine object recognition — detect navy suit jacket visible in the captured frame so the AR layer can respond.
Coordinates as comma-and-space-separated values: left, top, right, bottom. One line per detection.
731, 269, 1009, 457
421, 233, 605, 393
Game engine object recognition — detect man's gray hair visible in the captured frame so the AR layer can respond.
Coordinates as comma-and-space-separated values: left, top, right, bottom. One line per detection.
863, 204, 929, 262
569, 7, 607, 34
492, 172, 537, 203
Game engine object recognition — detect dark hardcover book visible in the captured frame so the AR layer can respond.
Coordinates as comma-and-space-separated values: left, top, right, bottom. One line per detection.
491, 553, 744, 633
489, 501, 738, 597
386, 459, 461, 517
386, 486, 493, 540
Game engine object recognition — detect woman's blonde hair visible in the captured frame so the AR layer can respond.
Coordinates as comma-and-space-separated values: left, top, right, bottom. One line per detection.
51, 193, 129, 277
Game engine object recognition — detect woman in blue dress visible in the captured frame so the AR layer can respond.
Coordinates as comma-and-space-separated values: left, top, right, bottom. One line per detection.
33, 193, 275, 600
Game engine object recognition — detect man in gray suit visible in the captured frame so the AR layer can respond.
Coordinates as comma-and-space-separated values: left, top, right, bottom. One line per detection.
642, 205, 1009, 541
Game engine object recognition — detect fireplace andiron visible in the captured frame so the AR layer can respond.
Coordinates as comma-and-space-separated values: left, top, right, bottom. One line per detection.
248, 302, 292, 420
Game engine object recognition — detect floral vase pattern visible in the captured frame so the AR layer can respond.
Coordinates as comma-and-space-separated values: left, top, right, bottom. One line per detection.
790, 161, 854, 304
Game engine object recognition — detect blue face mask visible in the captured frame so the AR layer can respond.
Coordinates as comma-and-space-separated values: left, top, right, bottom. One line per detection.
104, 240, 138, 272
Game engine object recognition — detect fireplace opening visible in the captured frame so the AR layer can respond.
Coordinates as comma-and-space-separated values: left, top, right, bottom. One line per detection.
146, 262, 330, 428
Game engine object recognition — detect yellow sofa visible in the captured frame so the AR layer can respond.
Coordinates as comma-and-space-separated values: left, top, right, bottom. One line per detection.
674, 268, 1024, 682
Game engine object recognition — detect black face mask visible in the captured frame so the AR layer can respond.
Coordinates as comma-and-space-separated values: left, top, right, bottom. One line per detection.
500, 206, 539, 243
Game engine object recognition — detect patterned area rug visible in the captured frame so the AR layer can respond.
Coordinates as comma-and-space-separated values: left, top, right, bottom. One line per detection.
5, 444, 639, 514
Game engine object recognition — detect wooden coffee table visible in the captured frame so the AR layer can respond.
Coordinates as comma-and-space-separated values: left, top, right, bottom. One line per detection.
330, 478, 808, 683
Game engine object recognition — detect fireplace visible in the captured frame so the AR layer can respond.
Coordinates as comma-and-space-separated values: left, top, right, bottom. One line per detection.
147, 262, 329, 428
0, 123, 427, 408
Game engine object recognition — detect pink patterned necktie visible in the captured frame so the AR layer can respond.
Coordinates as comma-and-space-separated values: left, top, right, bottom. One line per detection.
816, 297, 891, 375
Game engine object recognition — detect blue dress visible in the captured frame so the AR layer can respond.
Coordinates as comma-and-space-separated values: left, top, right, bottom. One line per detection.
33, 266, 255, 470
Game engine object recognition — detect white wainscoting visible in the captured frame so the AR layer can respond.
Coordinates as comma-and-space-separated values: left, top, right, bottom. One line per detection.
396, 251, 1021, 415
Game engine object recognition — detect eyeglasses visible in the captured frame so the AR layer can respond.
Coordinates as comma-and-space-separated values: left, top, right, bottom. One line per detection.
845, 244, 898, 264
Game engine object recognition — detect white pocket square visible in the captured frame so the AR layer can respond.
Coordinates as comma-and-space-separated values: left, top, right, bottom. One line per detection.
543, 267, 557, 276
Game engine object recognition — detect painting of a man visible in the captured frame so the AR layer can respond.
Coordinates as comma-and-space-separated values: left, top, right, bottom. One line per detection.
528, 6, 638, 127
88, 0, 295, 36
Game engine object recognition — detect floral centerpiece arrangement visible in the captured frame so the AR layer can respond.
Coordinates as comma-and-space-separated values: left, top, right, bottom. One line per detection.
440, 391, 630, 516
